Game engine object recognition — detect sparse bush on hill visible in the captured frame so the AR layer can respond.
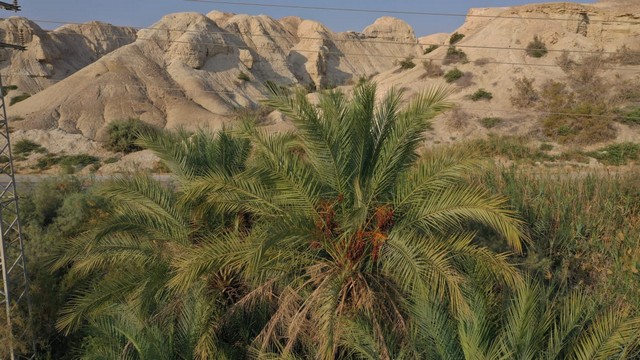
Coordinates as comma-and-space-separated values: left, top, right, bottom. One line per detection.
1, 84, 17, 96
610, 45, 640, 65
474, 57, 491, 66
13, 139, 47, 156
10, 93, 30, 106
399, 57, 416, 70
444, 68, 464, 83
479, 117, 503, 128
35, 153, 100, 172
421, 60, 444, 77
470, 88, 493, 101
102, 118, 155, 154
423, 44, 439, 54
616, 107, 640, 125
510, 77, 539, 108
526, 35, 548, 58
588, 142, 640, 165
449, 32, 465, 45
237, 71, 251, 82
556, 50, 575, 72
443, 46, 468, 65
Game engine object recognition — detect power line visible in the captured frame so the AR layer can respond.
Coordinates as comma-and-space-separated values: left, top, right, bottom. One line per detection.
4, 74, 638, 122
184, 0, 640, 25
4, 29, 635, 73
23, 17, 634, 57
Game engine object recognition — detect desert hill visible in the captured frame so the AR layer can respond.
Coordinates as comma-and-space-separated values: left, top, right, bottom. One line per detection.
0, 17, 136, 95
2, 0, 640, 173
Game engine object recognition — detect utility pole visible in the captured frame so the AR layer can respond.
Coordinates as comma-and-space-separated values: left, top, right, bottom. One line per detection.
0, 1, 34, 359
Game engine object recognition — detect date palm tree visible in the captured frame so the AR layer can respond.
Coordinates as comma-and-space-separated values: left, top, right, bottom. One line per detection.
398, 279, 640, 359
51, 128, 253, 358
174, 82, 526, 358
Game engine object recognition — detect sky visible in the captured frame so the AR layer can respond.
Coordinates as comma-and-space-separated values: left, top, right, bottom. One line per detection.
17, 0, 596, 36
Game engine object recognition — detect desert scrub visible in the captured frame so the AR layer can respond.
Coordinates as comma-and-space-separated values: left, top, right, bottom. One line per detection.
616, 107, 640, 125
510, 77, 539, 108
13, 139, 47, 156
1, 84, 17, 96
474, 58, 491, 66
398, 57, 416, 70
478, 167, 640, 307
423, 44, 439, 54
526, 35, 548, 58
610, 45, 640, 65
102, 118, 154, 153
35, 154, 100, 171
443, 68, 464, 83
469, 135, 552, 162
10, 93, 30, 106
479, 117, 503, 129
443, 46, 468, 65
421, 60, 444, 77
588, 142, 640, 165
237, 71, 251, 82
449, 32, 465, 45
470, 88, 493, 101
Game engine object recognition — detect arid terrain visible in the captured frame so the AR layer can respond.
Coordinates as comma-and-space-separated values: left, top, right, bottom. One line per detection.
1, 0, 640, 173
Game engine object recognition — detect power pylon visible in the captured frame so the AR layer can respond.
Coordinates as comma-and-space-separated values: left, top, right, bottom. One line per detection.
0, 1, 34, 359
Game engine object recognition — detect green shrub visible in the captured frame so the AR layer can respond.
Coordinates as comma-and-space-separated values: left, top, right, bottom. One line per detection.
237, 71, 251, 82
399, 57, 416, 70
479, 117, 503, 128
478, 168, 640, 306
616, 107, 640, 125
526, 35, 548, 58
13, 139, 47, 156
443, 46, 468, 65
103, 157, 119, 164
444, 68, 464, 83
539, 143, 554, 151
9, 93, 30, 106
0, 155, 8, 163
470, 88, 493, 101
588, 142, 640, 165
423, 44, 439, 54
449, 32, 465, 45
1, 84, 17, 96
35, 153, 99, 171
102, 118, 154, 153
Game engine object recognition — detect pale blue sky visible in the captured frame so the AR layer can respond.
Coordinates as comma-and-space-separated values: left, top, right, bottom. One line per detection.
17, 1, 596, 36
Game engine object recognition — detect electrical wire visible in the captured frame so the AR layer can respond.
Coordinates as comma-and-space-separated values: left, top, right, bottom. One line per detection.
184, 0, 640, 25
3, 74, 638, 122
16, 17, 635, 57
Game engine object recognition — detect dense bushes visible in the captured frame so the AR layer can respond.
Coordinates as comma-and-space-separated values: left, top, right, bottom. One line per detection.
102, 118, 154, 153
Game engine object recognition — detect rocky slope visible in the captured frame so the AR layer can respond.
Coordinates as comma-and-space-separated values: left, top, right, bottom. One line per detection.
4, 0, 640, 173
0, 17, 136, 95
9, 12, 420, 140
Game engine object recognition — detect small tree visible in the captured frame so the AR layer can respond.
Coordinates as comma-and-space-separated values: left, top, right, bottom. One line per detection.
526, 35, 548, 58
449, 32, 465, 45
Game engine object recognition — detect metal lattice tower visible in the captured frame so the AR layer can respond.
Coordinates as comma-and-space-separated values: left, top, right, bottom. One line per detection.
0, 1, 34, 359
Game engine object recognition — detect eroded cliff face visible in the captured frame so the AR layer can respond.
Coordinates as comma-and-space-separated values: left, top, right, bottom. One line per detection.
9, 12, 419, 139
0, 18, 136, 95
5, 1, 640, 163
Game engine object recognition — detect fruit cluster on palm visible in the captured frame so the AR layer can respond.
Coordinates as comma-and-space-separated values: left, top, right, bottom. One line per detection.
53, 82, 640, 359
